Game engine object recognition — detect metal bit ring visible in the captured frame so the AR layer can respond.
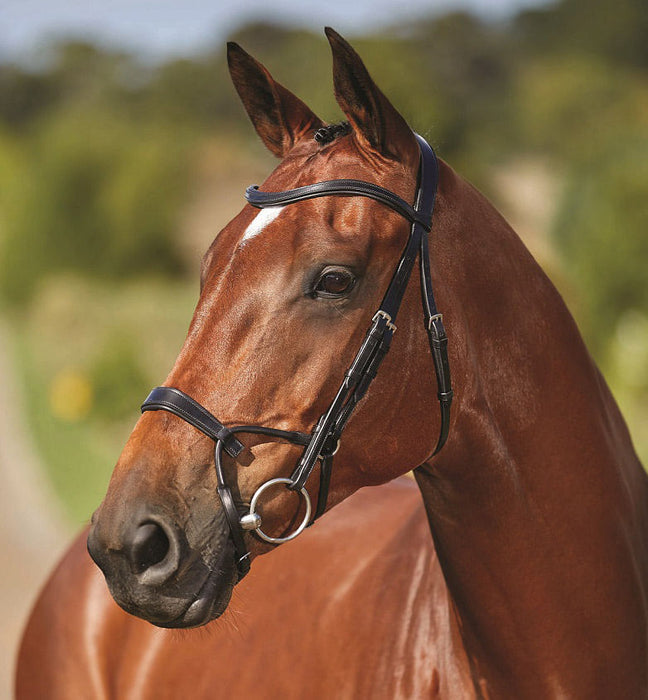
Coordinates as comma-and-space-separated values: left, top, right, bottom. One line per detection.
245, 477, 312, 544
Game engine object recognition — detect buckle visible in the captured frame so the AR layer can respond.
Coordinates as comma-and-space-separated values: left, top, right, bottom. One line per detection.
373, 310, 397, 332
428, 313, 443, 330
318, 437, 340, 460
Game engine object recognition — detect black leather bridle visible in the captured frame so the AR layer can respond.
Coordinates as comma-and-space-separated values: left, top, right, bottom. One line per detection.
141, 133, 452, 581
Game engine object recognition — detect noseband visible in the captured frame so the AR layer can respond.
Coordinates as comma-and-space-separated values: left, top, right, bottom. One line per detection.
141, 133, 452, 581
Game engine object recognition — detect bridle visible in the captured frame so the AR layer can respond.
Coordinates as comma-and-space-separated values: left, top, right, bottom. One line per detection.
141, 133, 452, 581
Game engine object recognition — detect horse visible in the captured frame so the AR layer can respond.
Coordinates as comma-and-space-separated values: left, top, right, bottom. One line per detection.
17, 28, 648, 698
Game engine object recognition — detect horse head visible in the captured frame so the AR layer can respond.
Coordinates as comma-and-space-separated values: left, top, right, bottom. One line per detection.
87, 29, 449, 628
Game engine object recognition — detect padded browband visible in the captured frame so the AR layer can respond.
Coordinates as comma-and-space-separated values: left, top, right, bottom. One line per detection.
245, 180, 432, 230
142, 387, 244, 458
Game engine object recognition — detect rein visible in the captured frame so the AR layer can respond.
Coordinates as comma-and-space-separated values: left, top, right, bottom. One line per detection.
141, 133, 452, 581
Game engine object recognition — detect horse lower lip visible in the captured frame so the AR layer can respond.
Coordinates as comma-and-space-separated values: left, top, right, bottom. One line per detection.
182, 596, 214, 627
150, 586, 217, 629
164, 558, 235, 628
172, 586, 227, 629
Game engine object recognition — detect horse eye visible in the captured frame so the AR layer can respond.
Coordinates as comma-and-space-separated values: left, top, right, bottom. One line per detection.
314, 268, 356, 298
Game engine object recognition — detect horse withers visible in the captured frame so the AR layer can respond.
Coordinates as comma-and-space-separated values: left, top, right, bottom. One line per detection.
17, 29, 648, 698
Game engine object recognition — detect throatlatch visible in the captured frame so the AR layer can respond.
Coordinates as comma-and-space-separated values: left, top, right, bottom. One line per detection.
141, 133, 452, 581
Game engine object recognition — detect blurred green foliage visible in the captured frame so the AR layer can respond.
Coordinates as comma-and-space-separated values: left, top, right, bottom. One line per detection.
13, 277, 198, 523
0, 108, 190, 304
0, 0, 646, 518
89, 332, 151, 421
554, 139, 648, 359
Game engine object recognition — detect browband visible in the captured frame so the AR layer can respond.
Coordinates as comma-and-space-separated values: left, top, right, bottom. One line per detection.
245, 180, 431, 230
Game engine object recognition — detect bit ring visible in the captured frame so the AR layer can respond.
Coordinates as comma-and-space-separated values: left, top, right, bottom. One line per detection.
246, 478, 312, 544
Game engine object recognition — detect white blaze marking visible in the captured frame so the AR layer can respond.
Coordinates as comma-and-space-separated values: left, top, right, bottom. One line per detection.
241, 206, 283, 243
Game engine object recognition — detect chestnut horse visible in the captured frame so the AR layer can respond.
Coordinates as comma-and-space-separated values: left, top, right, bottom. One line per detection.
17, 29, 648, 698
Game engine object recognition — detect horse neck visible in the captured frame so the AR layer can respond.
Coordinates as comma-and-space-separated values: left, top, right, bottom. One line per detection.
414, 162, 648, 696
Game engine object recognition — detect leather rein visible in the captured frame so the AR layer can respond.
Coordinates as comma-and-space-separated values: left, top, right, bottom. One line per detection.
141, 133, 452, 581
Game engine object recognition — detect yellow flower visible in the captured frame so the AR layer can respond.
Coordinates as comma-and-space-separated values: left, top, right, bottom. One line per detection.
49, 368, 93, 422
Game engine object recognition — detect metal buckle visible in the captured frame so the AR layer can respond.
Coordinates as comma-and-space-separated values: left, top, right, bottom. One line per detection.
318, 438, 340, 460
373, 310, 397, 332
428, 313, 443, 330
241, 478, 312, 544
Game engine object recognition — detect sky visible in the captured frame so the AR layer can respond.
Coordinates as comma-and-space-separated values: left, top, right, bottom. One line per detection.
2, 0, 549, 63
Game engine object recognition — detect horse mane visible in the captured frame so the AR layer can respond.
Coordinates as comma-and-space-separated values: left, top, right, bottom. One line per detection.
314, 121, 352, 144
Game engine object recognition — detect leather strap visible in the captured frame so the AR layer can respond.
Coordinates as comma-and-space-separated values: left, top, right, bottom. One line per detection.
313, 455, 333, 522
216, 477, 251, 579
142, 387, 244, 458
416, 138, 453, 455
246, 180, 431, 230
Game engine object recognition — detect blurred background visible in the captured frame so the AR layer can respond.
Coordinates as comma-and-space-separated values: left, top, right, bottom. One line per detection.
1, 0, 646, 694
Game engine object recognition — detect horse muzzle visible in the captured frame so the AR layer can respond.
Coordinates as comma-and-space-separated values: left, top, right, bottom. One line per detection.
87, 503, 237, 628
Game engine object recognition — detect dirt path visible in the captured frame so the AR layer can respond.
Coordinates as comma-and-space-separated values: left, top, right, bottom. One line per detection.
0, 319, 71, 699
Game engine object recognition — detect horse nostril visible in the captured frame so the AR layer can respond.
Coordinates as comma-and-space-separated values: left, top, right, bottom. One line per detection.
129, 522, 170, 574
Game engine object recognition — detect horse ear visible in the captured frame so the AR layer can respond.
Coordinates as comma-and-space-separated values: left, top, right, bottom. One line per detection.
325, 28, 419, 168
227, 42, 323, 158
